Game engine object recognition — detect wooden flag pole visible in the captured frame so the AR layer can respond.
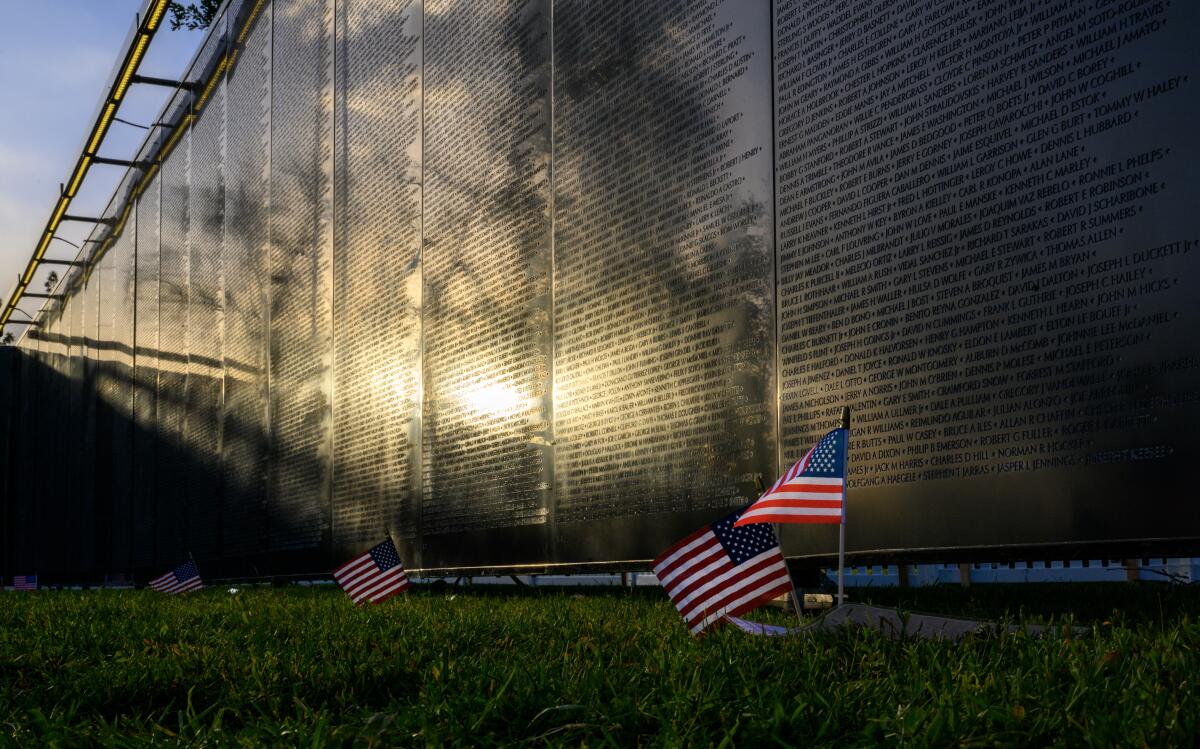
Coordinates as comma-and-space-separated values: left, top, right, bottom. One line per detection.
838, 406, 850, 608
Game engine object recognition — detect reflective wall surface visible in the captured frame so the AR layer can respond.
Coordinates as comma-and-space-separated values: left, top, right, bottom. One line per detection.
2, 0, 1199, 581
552, 0, 776, 562
332, 0, 422, 564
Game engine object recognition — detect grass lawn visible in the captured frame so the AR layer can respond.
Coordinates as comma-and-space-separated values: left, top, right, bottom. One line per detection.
2, 583, 1198, 746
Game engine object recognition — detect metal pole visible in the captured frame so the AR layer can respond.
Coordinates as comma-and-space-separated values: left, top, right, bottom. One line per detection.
838, 406, 850, 608
130, 74, 200, 91
837, 525, 845, 607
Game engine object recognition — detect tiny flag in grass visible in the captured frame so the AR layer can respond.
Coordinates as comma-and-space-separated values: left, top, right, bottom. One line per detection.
149, 560, 204, 594
734, 427, 847, 527
334, 538, 410, 605
13, 575, 38, 591
652, 507, 793, 636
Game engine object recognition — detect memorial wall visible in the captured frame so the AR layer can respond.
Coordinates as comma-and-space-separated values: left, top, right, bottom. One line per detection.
775, 0, 1199, 556
2, 0, 1197, 581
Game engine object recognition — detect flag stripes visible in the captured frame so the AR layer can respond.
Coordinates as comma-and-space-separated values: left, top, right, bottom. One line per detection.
149, 560, 204, 594
736, 429, 847, 527
653, 510, 793, 636
333, 538, 410, 605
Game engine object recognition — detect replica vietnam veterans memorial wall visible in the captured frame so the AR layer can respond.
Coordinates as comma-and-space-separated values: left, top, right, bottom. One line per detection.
2, 0, 1199, 582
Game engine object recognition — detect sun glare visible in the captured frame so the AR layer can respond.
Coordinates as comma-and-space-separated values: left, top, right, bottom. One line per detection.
459, 381, 523, 417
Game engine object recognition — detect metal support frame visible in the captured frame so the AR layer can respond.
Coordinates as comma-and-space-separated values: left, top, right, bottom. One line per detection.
0, 0, 171, 333
61, 215, 116, 225
21, 294, 63, 300
91, 156, 154, 169
35, 260, 86, 268
131, 73, 200, 91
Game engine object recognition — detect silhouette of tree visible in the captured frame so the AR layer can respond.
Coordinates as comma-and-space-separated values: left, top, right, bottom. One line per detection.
167, 1, 219, 31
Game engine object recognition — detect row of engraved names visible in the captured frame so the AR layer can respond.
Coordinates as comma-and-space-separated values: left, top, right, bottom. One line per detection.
786, 354, 1197, 462
846, 443, 1175, 485
781, 0, 1168, 111
786, 237, 1186, 342
790, 13, 1169, 146
782, 166, 1172, 331
782, 239, 1188, 367
788, 120, 1173, 256
785, 16, 1180, 200
783, 304, 1173, 402
791, 102, 1178, 245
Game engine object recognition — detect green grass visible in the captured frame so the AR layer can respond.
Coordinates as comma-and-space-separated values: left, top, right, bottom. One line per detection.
2, 584, 1199, 747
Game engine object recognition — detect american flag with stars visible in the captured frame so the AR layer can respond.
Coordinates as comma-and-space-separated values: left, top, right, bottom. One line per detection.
652, 507, 794, 636
148, 560, 204, 594
333, 538, 410, 605
13, 575, 38, 591
735, 427, 847, 527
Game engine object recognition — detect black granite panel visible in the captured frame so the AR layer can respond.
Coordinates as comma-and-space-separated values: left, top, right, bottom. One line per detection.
65, 288, 89, 574
90, 249, 117, 576
186, 23, 227, 562
421, 0, 552, 567
222, 0, 270, 566
551, 0, 776, 562
133, 176, 160, 570
156, 135, 190, 567
775, 0, 1200, 557
109, 218, 137, 573
332, 0, 423, 562
269, 0, 334, 562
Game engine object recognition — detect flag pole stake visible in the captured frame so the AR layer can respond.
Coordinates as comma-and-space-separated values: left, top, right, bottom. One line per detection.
838, 406, 850, 608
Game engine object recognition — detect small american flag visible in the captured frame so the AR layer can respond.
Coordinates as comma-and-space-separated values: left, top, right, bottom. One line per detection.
735, 428, 847, 527
652, 508, 794, 636
333, 538, 410, 605
149, 560, 204, 594
13, 575, 38, 591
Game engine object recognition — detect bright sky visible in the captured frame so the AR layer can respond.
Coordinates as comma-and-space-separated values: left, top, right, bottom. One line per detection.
0, 1, 206, 335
